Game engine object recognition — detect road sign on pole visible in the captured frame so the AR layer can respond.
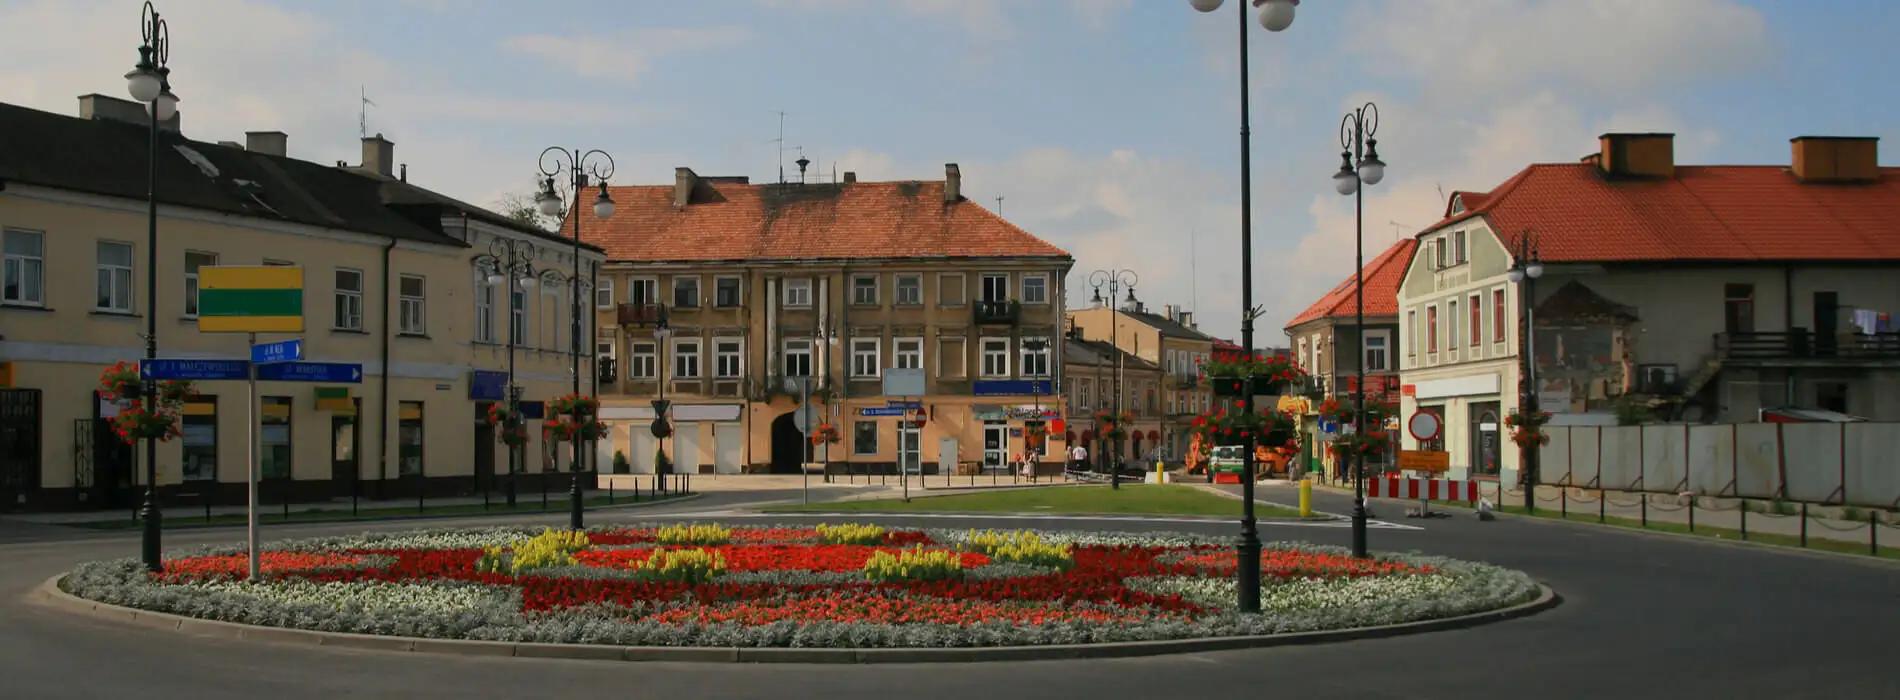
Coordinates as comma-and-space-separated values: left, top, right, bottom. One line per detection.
1408, 411, 1443, 442
140, 359, 251, 381
250, 339, 304, 364
256, 362, 363, 383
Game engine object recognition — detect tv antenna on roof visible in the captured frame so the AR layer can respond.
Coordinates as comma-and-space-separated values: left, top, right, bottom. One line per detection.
994, 194, 1004, 215
770, 110, 788, 184
359, 86, 375, 139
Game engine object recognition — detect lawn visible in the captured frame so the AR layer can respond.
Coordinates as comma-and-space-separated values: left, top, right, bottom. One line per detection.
66, 491, 693, 530
768, 484, 1307, 518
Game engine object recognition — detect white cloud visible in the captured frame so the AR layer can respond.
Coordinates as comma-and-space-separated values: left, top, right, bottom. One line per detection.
501, 26, 752, 84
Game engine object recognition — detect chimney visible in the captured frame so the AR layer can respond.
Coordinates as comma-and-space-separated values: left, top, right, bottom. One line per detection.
1163, 304, 1177, 322
944, 163, 961, 203
673, 167, 699, 208
245, 131, 288, 157
360, 133, 394, 178
78, 93, 178, 131
1596, 133, 1674, 178
1791, 136, 1879, 183
843, 171, 857, 184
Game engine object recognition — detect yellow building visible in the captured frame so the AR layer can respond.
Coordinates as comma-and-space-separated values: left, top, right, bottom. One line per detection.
1067, 303, 1215, 462
1060, 335, 1163, 469
0, 97, 601, 511
581, 165, 1073, 476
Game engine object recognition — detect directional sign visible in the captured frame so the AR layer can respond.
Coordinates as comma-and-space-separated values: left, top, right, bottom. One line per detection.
256, 361, 362, 383
859, 407, 907, 417
140, 359, 251, 381
886, 400, 922, 410
251, 339, 304, 364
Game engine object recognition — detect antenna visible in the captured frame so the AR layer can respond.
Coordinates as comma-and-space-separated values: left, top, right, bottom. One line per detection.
1435, 183, 1446, 206
1388, 220, 1412, 241
359, 86, 376, 139
1189, 225, 1198, 313
994, 194, 1004, 215
770, 110, 788, 184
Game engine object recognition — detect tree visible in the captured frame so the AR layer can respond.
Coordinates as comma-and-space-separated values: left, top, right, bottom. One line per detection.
492, 175, 572, 233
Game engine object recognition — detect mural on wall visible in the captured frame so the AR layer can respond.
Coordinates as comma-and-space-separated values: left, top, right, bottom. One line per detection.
1533, 281, 1639, 413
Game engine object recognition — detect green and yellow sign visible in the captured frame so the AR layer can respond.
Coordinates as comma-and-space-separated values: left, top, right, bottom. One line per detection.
198, 266, 304, 333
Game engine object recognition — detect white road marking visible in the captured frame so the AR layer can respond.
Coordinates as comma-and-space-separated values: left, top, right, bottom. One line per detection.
661, 510, 1425, 530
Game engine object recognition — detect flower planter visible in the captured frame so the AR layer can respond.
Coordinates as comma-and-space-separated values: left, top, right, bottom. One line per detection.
1209, 376, 1290, 397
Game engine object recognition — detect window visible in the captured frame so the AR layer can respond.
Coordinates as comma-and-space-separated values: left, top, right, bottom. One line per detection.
509, 286, 527, 344
596, 278, 614, 309
398, 274, 425, 335
854, 421, 879, 455
398, 401, 424, 476
261, 397, 292, 480
1725, 283, 1755, 334
981, 338, 1010, 377
1493, 289, 1506, 343
783, 278, 812, 307
938, 273, 966, 306
95, 241, 134, 312
629, 342, 656, 379
672, 276, 699, 308
182, 396, 217, 481
672, 338, 701, 379
596, 340, 616, 383
1365, 331, 1390, 372
331, 268, 364, 331
1427, 306, 1439, 353
1453, 230, 1467, 264
2, 229, 46, 305
1407, 311, 1417, 358
473, 271, 495, 343
1076, 378, 1094, 411
894, 337, 923, 370
1435, 238, 1448, 268
851, 337, 881, 377
895, 274, 922, 305
1020, 337, 1051, 377
1021, 274, 1049, 304
628, 278, 658, 306
938, 337, 967, 377
783, 339, 812, 377
183, 252, 216, 317
1448, 299, 1459, 354
264, 259, 293, 266
980, 273, 1008, 303
715, 276, 742, 307
716, 339, 743, 378
1295, 338, 1307, 370
852, 275, 879, 305
1470, 293, 1482, 347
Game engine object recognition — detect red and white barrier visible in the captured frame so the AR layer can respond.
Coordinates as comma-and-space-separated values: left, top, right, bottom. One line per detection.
1367, 477, 1479, 502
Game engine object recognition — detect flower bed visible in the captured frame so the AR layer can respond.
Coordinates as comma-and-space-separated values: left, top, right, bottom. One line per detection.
62, 524, 1538, 648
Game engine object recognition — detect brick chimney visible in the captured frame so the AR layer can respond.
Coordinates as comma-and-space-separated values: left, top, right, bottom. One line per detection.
1791, 136, 1879, 183
360, 133, 394, 178
673, 167, 699, 208
843, 171, 857, 184
245, 131, 287, 157
944, 163, 961, 203
1596, 133, 1674, 179
78, 94, 178, 132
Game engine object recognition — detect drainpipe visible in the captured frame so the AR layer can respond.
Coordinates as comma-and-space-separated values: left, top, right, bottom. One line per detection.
379, 238, 397, 492
1783, 265, 1795, 405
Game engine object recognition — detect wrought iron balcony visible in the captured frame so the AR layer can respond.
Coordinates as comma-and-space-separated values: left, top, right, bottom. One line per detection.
1715, 330, 1900, 364
972, 299, 1021, 325
616, 302, 663, 326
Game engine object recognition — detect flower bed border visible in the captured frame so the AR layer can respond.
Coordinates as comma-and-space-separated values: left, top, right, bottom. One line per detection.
39, 574, 1554, 662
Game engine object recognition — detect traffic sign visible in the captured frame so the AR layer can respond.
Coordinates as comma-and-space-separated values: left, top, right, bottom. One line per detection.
250, 339, 304, 364
1408, 410, 1443, 442
1397, 450, 1451, 473
255, 362, 362, 383
793, 403, 819, 433
140, 359, 250, 381
1319, 418, 1339, 434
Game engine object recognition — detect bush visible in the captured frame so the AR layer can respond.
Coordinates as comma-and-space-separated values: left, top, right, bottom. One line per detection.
816, 523, 886, 545
633, 548, 726, 583
613, 451, 630, 474
863, 546, 964, 582
654, 523, 731, 546
961, 530, 1073, 569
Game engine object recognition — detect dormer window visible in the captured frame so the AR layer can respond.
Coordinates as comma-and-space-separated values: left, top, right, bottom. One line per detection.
1449, 193, 1467, 215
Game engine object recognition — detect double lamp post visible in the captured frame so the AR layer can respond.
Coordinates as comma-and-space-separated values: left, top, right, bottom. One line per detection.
125, 1, 180, 572
1506, 232, 1544, 515
1332, 102, 1388, 559
1088, 269, 1138, 490
533, 147, 615, 530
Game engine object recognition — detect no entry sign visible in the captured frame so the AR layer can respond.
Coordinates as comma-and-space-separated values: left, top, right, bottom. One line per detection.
1407, 410, 1442, 442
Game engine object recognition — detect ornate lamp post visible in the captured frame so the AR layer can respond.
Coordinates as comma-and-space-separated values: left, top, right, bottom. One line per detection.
1088, 269, 1138, 491
474, 238, 539, 507
1188, 0, 1298, 613
1506, 231, 1545, 515
651, 316, 672, 492
1333, 101, 1389, 559
534, 148, 614, 530
126, 1, 180, 572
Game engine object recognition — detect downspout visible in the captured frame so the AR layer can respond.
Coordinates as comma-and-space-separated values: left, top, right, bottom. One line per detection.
1783, 265, 1795, 405
379, 238, 397, 490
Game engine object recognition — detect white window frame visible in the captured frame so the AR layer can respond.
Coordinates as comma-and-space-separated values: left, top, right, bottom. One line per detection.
1447, 298, 1460, 359
893, 337, 923, 370
715, 338, 743, 378
851, 274, 879, 306
95, 240, 135, 313
183, 251, 217, 318
629, 341, 657, 379
672, 275, 700, 308
783, 278, 813, 308
1020, 273, 1049, 305
510, 285, 528, 346
1407, 309, 1418, 359
1020, 336, 1051, 377
628, 277, 658, 306
980, 337, 1011, 378
1076, 378, 1093, 411
979, 273, 1009, 303
473, 269, 495, 343
672, 337, 701, 379
2, 228, 46, 307
783, 338, 813, 377
541, 272, 564, 350
714, 275, 743, 308
1296, 338, 1308, 371
398, 274, 426, 335
334, 268, 365, 331
894, 274, 923, 306
937, 336, 967, 378
595, 277, 614, 309
1427, 304, 1440, 355
851, 337, 881, 378
1454, 230, 1468, 264
937, 273, 966, 307
1364, 330, 1391, 372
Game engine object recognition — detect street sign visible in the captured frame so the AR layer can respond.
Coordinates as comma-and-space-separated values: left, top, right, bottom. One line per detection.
469, 370, 508, 401
256, 362, 362, 383
1398, 450, 1451, 473
860, 407, 907, 417
886, 400, 922, 410
1408, 411, 1443, 441
793, 403, 820, 433
198, 266, 305, 333
139, 359, 251, 381
1319, 418, 1339, 434
250, 339, 303, 364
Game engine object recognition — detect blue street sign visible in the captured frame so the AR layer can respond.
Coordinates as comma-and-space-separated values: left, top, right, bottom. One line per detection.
469, 370, 509, 401
256, 361, 362, 383
859, 407, 907, 417
251, 339, 304, 364
519, 401, 546, 420
886, 400, 922, 410
140, 359, 250, 381
1320, 419, 1339, 434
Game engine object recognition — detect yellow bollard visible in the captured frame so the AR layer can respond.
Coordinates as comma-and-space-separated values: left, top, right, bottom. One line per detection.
1298, 476, 1313, 517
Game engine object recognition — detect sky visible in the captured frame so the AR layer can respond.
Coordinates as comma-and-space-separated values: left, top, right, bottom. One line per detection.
4, 0, 1897, 344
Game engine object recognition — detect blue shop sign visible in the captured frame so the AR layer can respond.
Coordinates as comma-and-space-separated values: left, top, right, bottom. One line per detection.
971, 379, 1053, 396
469, 370, 508, 401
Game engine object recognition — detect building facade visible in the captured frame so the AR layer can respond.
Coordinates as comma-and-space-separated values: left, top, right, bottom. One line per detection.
585, 165, 1073, 476
0, 97, 601, 511
1284, 239, 1415, 476
1061, 335, 1162, 469
1067, 304, 1213, 462
1397, 133, 1900, 483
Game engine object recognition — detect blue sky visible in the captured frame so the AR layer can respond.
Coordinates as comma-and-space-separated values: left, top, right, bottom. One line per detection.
5, 0, 1897, 341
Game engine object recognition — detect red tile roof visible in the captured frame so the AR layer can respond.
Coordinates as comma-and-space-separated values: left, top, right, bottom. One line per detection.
1428, 163, 1900, 262
577, 178, 1070, 263
1284, 239, 1418, 329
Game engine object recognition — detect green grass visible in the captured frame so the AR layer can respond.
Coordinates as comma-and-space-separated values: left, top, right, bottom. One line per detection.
1493, 504, 1900, 561
767, 484, 1308, 518
65, 492, 693, 530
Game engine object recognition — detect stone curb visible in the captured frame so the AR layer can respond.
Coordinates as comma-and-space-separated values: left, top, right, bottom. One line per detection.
51, 492, 706, 531
39, 575, 1558, 664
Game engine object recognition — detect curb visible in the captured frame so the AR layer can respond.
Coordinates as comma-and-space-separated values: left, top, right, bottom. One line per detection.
51, 493, 706, 531
1186, 482, 1341, 521
39, 575, 1558, 664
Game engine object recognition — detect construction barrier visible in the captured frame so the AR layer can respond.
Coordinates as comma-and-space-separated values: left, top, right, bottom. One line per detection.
1367, 477, 1479, 502
1537, 423, 1900, 508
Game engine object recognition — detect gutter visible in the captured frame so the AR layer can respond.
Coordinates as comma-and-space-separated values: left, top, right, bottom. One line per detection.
379, 238, 397, 487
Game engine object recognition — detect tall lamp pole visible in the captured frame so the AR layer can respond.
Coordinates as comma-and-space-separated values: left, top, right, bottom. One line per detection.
1088, 269, 1138, 491
651, 313, 672, 493
535, 148, 614, 530
1333, 102, 1389, 559
476, 238, 538, 507
1507, 231, 1544, 515
1189, 0, 1298, 614
126, 1, 180, 572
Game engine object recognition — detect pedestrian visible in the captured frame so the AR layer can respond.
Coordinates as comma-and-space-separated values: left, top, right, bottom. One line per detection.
1070, 443, 1088, 473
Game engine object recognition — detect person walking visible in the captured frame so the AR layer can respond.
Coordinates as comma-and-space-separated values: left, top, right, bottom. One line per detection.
1070, 443, 1088, 474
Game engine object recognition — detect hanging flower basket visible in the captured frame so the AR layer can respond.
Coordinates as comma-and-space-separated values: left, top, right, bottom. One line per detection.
810, 422, 842, 446
1093, 410, 1134, 441
499, 422, 529, 448
1328, 430, 1391, 460
99, 361, 143, 404
548, 393, 600, 418
1202, 353, 1305, 397
1317, 397, 1398, 429
110, 405, 181, 445
1505, 409, 1553, 448
1191, 403, 1296, 447
485, 403, 521, 428
545, 416, 607, 443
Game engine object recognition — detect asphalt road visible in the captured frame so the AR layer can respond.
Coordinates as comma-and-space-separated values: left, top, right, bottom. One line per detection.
2, 483, 1895, 700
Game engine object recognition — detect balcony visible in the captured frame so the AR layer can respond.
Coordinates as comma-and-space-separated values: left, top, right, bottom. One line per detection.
1714, 331, 1900, 366
1167, 373, 1200, 390
616, 303, 663, 326
972, 299, 1020, 325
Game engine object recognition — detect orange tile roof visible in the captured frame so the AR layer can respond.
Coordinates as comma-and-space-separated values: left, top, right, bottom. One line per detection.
577, 178, 1071, 263
1284, 239, 1418, 329
1428, 163, 1900, 262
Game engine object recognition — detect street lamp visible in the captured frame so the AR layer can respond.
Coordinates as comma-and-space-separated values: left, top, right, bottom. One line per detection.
651, 314, 672, 493
126, 1, 177, 573
1088, 269, 1138, 491
1023, 337, 1050, 480
1506, 230, 1544, 515
536, 147, 614, 530
1186, 0, 1299, 614
474, 238, 539, 507
1336, 101, 1388, 559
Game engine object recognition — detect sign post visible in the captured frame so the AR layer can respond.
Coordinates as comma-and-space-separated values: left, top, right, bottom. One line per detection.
1404, 411, 1447, 518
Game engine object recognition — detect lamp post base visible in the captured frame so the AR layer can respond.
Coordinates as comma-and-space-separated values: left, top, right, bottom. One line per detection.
1235, 522, 1261, 612
139, 489, 161, 572
569, 471, 583, 530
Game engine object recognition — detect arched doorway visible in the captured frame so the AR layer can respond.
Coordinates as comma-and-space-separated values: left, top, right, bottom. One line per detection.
770, 412, 804, 474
